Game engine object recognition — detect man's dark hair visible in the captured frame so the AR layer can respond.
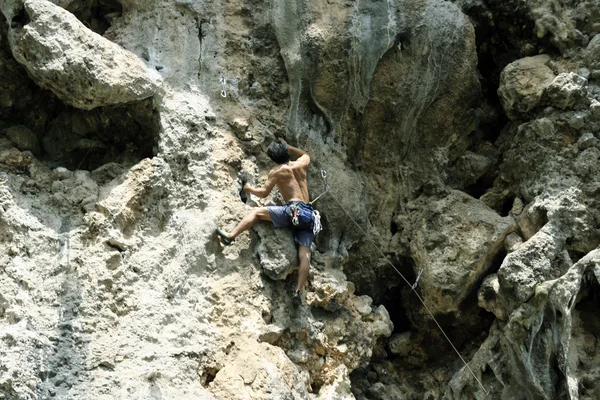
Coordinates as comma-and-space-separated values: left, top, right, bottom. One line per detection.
267, 141, 290, 164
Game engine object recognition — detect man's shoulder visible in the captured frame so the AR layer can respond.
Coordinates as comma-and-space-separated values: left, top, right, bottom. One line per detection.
268, 165, 286, 178
290, 160, 308, 171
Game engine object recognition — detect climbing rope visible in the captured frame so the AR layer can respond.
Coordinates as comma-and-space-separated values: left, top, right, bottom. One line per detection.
317, 169, 491, 396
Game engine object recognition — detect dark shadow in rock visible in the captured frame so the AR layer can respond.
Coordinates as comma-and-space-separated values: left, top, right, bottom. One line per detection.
41, 99, 160, 171
10, 5, 29, 29
200, 366, 220, 387
1, 16, 159, 172
36, 217, 89, 398
65, 0, 123, 35
576, 270, 600, 336
464, 173, 496, 200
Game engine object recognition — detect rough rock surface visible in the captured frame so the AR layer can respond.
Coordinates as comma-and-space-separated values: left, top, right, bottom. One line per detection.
409, 190, 516, 315
1, 0, 600, 399
498, 55, 555, 119
8, 0, 158, 110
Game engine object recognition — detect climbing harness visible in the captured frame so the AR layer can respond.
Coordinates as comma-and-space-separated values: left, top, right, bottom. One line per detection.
286, 202, 315, 231
219, 76, 227, 98
317, 168, 491, 397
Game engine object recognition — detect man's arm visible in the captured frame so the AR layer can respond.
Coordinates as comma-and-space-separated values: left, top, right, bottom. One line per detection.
243, 171, 277, 198
281, 138, 310, 166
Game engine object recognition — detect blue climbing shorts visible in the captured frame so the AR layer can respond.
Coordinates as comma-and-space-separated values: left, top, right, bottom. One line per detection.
267, 201, 315, 248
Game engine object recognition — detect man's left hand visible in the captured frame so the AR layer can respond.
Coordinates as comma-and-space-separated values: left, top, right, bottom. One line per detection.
243, 183, 252, 193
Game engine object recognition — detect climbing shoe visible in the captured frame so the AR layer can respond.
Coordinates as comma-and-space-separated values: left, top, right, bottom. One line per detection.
216, 229, 234, 246
292, 290, 302, 307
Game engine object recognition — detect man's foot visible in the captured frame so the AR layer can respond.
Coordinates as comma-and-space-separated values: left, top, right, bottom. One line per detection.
292, 290, 302, 307
216, 228, 234, 246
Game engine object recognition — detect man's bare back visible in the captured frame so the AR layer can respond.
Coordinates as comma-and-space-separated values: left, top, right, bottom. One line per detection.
246, 141, 310, 203
269, 161, 309, 203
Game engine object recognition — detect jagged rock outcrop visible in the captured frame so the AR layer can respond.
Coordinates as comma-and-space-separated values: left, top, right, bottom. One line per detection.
498, 55, 555, 119
449, 249, 600, 400
7, 0, 159, 110
409, 190, 516, 315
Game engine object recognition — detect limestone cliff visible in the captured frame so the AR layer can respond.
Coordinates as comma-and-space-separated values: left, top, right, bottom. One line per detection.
0, 0, 599, 399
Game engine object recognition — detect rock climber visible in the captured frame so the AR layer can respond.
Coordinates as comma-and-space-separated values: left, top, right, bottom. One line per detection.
216, 138, 321, 304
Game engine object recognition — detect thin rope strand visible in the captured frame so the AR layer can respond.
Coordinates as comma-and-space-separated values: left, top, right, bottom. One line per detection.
310, 189, 329, 205
327, 192, 490, 396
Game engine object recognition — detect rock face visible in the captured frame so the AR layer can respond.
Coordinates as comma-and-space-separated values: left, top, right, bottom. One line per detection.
8, 0, 158, 110
1, 0, 600, 399
498, 55, 555, 119
409, 190, 516, 315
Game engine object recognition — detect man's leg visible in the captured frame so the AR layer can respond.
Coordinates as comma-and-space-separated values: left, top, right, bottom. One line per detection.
296, 245, 311, 293
227, 207, 271, 239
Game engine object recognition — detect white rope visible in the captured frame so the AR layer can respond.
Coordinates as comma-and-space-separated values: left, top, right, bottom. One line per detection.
312, 210, 322, 236
325, 188, 491, 396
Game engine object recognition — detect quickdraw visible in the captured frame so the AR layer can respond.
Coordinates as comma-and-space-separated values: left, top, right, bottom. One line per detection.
219, 76, 227, 98
310, 169, 330, 205
411, 269, 423, 290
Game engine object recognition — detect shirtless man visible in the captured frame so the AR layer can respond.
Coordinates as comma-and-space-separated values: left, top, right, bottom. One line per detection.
217, 139, 319, 303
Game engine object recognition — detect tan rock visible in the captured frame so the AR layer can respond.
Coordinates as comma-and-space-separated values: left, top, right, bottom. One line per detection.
209, 343, 310, 400
498, 55, 555, 119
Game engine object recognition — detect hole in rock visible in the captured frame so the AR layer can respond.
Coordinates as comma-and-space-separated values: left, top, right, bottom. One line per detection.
201, 367, 220, 387
390, 217, 398, 235
66, 0, 123, 35
10, 6, 30, 29
567, 248, 586, 264
499, 193, 516, 216
40, 99, 160, 171
346, 255, 414, 336
311, 381, 323, 395
464, 173, 496, 200
576, 271, 600, 336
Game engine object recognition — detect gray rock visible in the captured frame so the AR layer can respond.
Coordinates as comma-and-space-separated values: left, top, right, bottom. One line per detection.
4, 125, 40, 155
210, 343, 311, 400
545, 72, 588, 110
504, 232, 523, 253
0, 148, 33, 167
388, 331, 412, 356
568, 113, 585, 130
477, 274, 507, 321
586, 34, 600, 69
449, 250, 600, 400
254, 223, 298, 281
578, 68, 591, 79
409, 190, 516, 315
498, 55, 555, 119
577, 132, 599, 150
498, 189, 592, 309
7, 0, 159, 110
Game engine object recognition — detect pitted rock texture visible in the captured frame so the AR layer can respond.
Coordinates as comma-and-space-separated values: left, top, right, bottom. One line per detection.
498, 55, 555, 119
8, 0, 158, 110
409, 190, 516, 315
1, 0, 600, 399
